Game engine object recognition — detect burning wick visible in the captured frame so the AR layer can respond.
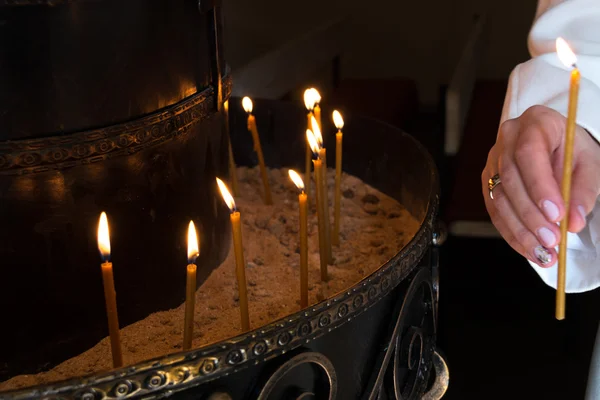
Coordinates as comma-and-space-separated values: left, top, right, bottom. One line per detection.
288, 169, 309, 308
304, 88, 317, 202
311, 88, 322, 132
307, 129, 328, 281
224, 100, 240, 197
555, 37, 580, 321
97, 212, 123, 368
332, 110, 344, 246
304, 88, 316, 112
216, 177, 250, 331
183, 221, 199, 350
242, 96, 272, 205
311, 115, 333, 264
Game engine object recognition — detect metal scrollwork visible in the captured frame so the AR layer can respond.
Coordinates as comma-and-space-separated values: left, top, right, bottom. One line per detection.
363, 268, 436, 400
256, 352, 337, 400
422, 351, 449, 400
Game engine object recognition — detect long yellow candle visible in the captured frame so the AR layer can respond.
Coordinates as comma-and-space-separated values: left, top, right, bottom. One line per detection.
332, 110, 344, 246
319, 147, 333, 264
183, 221, 199, 350
311, 115, 333, 263
299, 191, 308, 306
216, 178, 250, 331
307, 130, 328, 281
288, 170, 308, 308
314, 104, 322, 132
101, 262, 123, 368
555, 37, 580, 320
305, 112, 313, 202
333, 135, 342, 245
97, 212, 123, 368
231, 211, 250, 331
224, 100, 240, 197
183, 264, 196, 350
314, 158, 328, 281
242, 97, 272, 205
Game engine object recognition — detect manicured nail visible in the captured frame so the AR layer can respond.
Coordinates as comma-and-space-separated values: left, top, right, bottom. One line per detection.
578, 205, 587, 222
537, 227, 556, 247
534, 246, 552, 265
542, 200, 560, 221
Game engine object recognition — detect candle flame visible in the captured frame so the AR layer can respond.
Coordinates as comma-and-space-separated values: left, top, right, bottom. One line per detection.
306, 129, 320, 157
187, 221, 199, 264
97, 211, 111, 261
242, 96, 253, 113
304, 89, 316, 111
288, 169, 305, 191
216, 177, 236, 212
310, 115, 323, 146
332, 110, 344, 130
224, 99, 229, 112
556, 37, 577, 68
311, 88, 322, 104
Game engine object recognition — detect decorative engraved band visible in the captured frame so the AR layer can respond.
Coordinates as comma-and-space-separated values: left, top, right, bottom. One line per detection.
0, 73, 232, 176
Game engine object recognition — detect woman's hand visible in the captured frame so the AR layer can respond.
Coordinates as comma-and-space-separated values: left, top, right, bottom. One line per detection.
482, 105, 600, 267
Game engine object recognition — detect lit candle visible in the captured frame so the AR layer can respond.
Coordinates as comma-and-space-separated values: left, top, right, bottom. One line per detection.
555, 37, 580, 321
307, 129, 328, 281
183, 221, 199, 350
224, 100, 240, 197
97, 212, 123, 368
242, 96, 273, 205
332, 110, 344, 246
304, 89, 316, 202
216, 177, 250, 331
311, 88, 322, 132
288, 169, 309, 308
311, 115, 333, 264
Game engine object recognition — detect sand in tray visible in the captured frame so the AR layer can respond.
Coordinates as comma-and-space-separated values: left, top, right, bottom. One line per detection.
0, 166, 420, 391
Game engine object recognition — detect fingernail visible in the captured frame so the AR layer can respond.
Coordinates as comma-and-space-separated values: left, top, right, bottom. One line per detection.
537, 227, 557, 247
534, 246, 552, 265
578, 205, 587, 222
542, 200, 560, 221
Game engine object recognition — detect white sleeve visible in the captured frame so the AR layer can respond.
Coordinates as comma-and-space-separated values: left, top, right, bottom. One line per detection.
501, 0, 600, 293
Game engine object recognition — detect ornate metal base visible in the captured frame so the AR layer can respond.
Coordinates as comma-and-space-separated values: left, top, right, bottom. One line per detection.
0, 98, 448, 400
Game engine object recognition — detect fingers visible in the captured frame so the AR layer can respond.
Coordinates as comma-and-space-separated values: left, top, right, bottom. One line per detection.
489, 184, 556, 267
513, 123, 565, 223
482, 168, 556, 267
499, 151, 561, 248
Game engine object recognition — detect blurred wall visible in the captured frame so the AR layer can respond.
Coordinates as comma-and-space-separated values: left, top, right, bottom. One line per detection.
223, 0, 538, 106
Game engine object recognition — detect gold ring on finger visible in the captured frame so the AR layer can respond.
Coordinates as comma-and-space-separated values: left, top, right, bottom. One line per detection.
488, 173, 501, 200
